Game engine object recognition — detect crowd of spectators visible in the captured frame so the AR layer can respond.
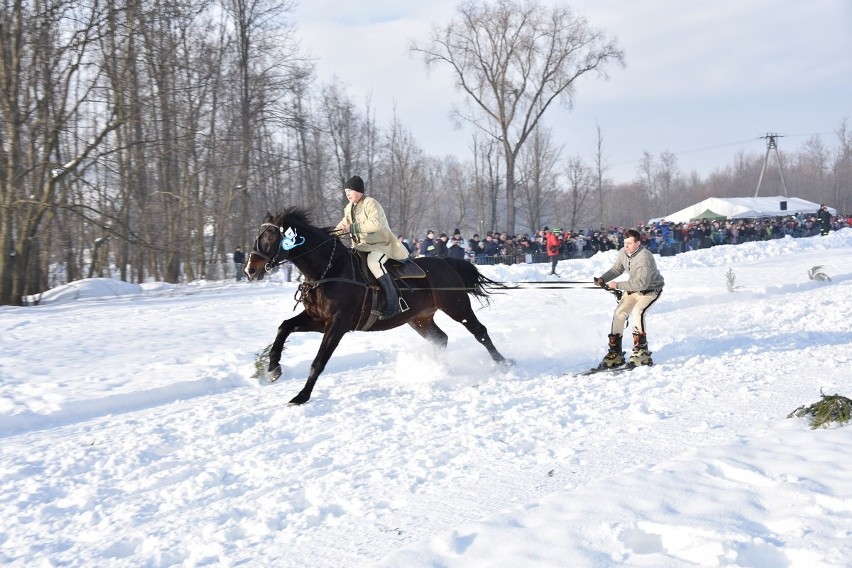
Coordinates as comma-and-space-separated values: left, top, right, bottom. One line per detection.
401, 209, 850, 267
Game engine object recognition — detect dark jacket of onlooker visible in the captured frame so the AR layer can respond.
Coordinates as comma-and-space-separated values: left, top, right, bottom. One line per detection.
435, 233, 449, 258
448, 234, 466, 259
419, 232, 437, 257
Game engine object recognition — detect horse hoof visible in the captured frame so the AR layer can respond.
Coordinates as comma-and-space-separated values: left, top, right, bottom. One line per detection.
499, 358, 516, 368
267, 365, 283, 383
288, 393, 309, 405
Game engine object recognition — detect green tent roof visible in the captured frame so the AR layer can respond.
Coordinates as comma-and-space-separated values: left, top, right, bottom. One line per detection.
690, 209, 727, 222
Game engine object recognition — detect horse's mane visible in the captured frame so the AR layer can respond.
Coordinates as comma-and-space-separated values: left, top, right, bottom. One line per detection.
272, 207, 337, 236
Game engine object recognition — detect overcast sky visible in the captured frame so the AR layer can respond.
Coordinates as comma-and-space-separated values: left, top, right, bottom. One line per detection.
292, 0, 852, 184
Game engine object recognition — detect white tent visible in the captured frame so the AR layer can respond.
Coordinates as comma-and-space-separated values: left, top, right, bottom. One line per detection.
656, 196, 834, 224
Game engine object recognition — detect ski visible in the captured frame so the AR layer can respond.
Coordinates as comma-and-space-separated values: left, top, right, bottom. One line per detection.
577, 364, 635, 376
571, 362, 654, 377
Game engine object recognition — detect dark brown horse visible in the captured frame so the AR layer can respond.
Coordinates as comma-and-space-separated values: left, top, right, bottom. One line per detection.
245, 208, 513, 405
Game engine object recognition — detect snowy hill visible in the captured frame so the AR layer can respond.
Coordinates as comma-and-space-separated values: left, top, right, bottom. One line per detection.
2, 231, 851, 567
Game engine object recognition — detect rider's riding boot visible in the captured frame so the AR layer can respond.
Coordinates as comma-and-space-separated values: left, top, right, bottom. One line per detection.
596, 333, 624, 369
377, 274, 401, 320
629, 332, 653, 366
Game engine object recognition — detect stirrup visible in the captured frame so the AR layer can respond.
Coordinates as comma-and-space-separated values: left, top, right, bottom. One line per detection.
379, 297, 407, 320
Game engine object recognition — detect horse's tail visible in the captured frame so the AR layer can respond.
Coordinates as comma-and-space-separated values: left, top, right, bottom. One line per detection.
444, 257, 507, 306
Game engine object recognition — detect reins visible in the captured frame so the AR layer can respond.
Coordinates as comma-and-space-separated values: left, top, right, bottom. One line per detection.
491, 280, 623, 300
499, 280, 600, 290
252, 221, 620, 301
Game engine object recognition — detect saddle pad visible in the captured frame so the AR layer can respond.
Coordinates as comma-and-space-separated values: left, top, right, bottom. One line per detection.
389, 259, 426, 279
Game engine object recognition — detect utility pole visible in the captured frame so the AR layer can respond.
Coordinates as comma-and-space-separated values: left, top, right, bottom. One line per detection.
754, 133, 790, 197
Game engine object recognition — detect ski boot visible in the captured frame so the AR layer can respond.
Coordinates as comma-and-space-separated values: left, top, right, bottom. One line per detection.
594, 333, 625, 370
629, 332, 653, 366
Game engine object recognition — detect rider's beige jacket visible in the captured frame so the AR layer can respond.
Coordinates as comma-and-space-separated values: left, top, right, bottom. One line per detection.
335, 196, 409, 260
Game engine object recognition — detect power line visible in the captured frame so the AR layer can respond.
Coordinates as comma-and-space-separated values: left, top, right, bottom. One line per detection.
606, 131, 834, 170
671, 137, 757, 156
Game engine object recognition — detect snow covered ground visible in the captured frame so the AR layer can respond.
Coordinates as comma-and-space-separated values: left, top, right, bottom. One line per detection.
2, 230, 851, 567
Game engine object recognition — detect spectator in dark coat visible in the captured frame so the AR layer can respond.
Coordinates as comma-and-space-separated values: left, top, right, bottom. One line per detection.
418, 230, 437, 257
233, 246, 246, 281
502, 236, 517, 265
435, 232, 450, 258
817, 205, 832, 236
468, 233, 481, 255
448, 229, 466, 259
474, 241, 487, 261
483, 234, 501, 256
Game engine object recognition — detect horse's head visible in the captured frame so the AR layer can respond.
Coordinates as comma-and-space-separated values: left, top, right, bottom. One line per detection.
245, 213, 281, 281
245, 208, 321, 281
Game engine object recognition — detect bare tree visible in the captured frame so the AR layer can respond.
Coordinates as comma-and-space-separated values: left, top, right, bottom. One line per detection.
656, 150, 682, 211
635, 150, 657, 222
592, 123, 611, 228
384, 107, 427, 237
321, 81, 371, 192
0, 0, 122, 305
516, 125, 561, 233
797, 134, 830, 204
468, 133, 503, 234
439, 156, 472, 235
223, 0, 303, 245
562, 154, 594, 232
287, 84, 328, 213
411, 0, 623, 234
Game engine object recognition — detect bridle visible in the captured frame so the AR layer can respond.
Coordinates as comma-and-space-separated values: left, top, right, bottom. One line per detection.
248, 221, 344, 280
249, 222, 286, 274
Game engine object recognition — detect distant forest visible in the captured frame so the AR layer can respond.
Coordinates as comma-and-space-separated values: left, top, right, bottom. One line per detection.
2, 1, 849, 304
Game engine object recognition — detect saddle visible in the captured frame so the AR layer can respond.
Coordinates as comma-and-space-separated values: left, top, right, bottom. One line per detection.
354, 252, 426, 285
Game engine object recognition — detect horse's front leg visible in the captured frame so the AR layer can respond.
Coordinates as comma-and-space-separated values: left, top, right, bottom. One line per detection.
289, 321, 350, 406
268, 312, 324, 382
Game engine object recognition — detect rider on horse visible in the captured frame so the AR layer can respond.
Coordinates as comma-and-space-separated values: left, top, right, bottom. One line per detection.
335, 175, 410, 320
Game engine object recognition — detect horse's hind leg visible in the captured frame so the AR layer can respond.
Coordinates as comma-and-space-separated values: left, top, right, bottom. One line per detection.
447, 306, 512, 366
268, 311, 324, 381
408, 315, 449, 349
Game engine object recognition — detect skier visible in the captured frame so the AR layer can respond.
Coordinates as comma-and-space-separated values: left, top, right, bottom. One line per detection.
592, 228, 665, 370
